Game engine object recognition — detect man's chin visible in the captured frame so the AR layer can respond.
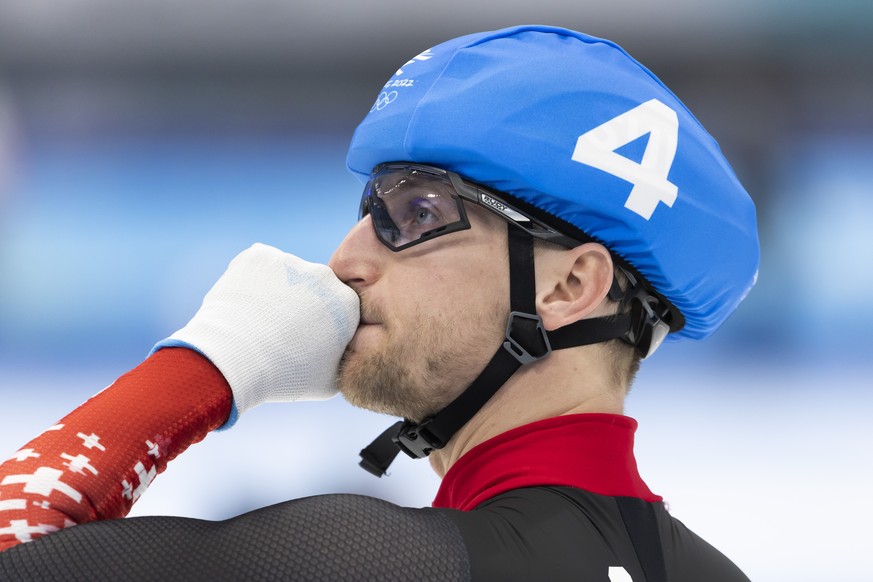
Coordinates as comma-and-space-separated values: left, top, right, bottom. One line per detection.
337, 386, 402, 417
336, 364, 415, 419
335, 339, 443, 422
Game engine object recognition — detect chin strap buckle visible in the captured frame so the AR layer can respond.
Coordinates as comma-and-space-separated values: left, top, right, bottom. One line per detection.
394, 419, 444, 459
358, 418, 447, 476
503, 311, 552, 365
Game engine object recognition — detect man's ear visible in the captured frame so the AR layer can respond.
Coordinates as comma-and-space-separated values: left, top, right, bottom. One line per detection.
535, 243, 614, 331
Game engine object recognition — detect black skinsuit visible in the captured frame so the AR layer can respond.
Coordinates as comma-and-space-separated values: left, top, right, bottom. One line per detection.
0, 414, 749, 581
0, 487, 748, 581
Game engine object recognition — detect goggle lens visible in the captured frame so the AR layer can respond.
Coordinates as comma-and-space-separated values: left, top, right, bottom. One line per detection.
359, 167, 470, 251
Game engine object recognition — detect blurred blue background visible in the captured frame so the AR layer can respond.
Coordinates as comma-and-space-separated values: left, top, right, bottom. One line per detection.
1, 2, 871, 580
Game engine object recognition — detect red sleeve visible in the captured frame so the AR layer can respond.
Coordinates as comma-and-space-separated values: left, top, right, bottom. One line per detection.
0, 348, 232, 552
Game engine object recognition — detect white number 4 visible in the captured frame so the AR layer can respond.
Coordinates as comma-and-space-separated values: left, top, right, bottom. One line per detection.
571, 99, 679, 221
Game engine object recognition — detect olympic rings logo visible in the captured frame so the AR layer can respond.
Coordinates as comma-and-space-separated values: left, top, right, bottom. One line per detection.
371, 91, 398, 112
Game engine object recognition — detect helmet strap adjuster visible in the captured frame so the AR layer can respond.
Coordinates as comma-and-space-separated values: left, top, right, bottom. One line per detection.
504, 311, 552, 365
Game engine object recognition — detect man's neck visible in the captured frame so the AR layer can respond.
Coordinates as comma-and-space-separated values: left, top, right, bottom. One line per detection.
428, 347, 625, 478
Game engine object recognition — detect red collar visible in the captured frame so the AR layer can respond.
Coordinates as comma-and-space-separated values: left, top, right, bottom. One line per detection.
432, 413, 661, 511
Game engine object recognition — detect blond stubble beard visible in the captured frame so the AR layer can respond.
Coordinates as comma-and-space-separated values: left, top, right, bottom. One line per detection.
337, 301, 507, 423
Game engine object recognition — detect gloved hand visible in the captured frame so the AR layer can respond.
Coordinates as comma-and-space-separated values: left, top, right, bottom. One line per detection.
151, 243, 360, 427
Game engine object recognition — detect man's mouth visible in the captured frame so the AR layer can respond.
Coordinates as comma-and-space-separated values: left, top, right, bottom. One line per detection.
358, 306, 383, 326
357, 295, 384, 327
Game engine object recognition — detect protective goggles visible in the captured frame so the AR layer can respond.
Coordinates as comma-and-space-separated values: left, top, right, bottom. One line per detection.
359, 163, 580, 252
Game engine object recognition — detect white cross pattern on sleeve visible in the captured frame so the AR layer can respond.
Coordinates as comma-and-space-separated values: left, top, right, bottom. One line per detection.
1, 467, 83, 503
0, 499, 27, 512
121, 461, 157, 503
0, 519, 60, 543
76, 433, 107, 452
10, 449, 40, 462
60, 453, 99, 476
145, 440, 160, 459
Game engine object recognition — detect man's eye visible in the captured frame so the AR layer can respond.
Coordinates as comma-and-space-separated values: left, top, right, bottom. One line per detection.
414, 206, 438, 225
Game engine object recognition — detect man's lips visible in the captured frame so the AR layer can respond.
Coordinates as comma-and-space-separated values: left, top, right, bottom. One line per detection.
349, 320, 382, 351
359, 313, 382, 326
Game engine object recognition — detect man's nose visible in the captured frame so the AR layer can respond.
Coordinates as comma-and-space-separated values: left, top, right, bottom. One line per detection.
328, 215, 386, 290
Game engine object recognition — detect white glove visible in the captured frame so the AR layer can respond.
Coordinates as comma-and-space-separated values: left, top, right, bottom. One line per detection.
151, 243, 360, 427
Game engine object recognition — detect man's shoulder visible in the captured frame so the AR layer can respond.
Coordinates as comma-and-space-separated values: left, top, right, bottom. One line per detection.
1, 493, 471, 581
434, 486, 749, 582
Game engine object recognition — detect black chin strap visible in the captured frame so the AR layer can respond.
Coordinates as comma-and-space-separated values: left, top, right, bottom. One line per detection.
359, 226, 632, 477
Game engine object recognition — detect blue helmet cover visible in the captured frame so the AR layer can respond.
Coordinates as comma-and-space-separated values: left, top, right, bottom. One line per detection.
346, 25, 760, 341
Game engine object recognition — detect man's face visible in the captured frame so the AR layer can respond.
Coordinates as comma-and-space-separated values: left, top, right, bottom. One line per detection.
328, 201, 510, 423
